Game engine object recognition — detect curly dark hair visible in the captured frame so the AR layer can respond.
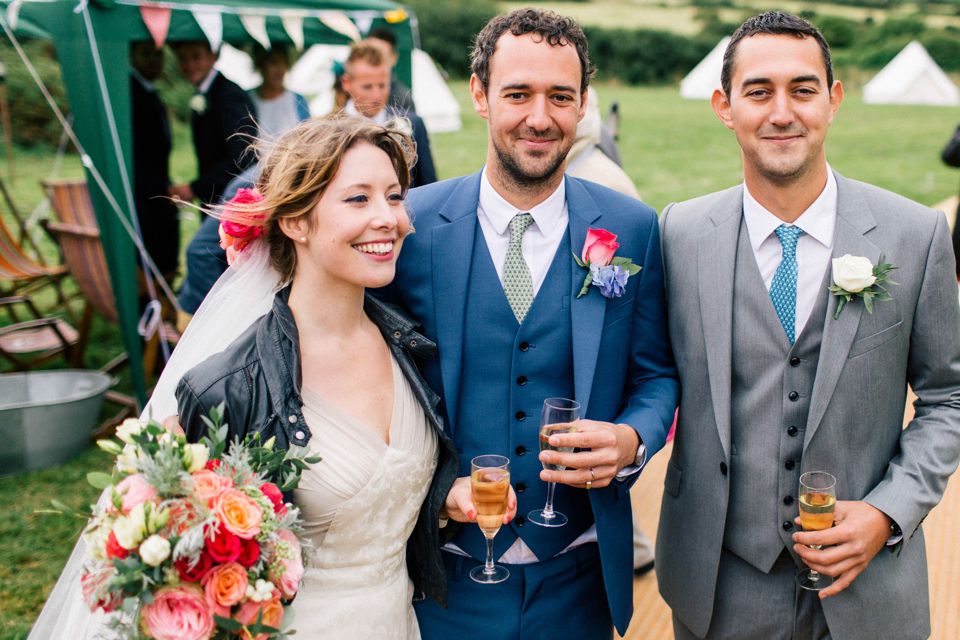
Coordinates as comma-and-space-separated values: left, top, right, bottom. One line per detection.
470, 7, 593, 94
721, 11, 833, 98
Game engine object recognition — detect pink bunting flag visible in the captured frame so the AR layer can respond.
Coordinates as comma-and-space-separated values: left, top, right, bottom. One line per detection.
140, 6, 172, 49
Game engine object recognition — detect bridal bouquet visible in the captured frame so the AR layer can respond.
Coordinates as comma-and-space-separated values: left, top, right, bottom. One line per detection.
60, 406, 319, 640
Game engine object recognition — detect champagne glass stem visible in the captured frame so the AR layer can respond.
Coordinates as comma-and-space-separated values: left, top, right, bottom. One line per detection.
807, 545, 823, 582
542, 481, 558, 518
484, 537, 496, 574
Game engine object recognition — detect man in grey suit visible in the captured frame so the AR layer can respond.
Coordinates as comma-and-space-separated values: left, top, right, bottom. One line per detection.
657, 11, 960, 640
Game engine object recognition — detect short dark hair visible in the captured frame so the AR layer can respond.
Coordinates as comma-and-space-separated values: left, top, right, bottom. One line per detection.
721, 11, 833, 97
470, 7, 593, 94
369, 28, 397, 51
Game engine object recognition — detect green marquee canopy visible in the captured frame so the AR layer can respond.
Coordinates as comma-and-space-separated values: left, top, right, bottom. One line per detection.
0, 0, 415, 405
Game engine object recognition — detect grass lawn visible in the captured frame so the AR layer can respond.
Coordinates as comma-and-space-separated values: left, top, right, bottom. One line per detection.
3, 81, 960, 638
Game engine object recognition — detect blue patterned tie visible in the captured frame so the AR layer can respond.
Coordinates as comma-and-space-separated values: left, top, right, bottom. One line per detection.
770, 225, 804, 344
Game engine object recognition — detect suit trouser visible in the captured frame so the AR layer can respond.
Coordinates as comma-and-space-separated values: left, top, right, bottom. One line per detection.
414, 542, 613, 640
673, 547, 830, 640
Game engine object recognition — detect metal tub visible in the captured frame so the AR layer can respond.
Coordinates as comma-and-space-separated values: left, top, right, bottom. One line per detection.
0, 370, 113, 475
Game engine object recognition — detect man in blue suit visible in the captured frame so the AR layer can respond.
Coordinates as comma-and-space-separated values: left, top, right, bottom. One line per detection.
382, 8, 678, 638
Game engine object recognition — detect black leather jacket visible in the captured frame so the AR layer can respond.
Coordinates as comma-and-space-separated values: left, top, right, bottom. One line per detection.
176, 286, 458, 607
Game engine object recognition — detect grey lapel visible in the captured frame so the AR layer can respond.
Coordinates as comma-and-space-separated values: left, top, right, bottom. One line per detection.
698, 186, 744, 462
430, 173, 483, 434
804, 173, 880, 447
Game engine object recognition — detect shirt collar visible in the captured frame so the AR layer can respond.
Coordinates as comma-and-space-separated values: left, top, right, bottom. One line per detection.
197, 68, 218, 95
742, 166, 837, 252
344, 99, 388, 125
478, 166, 567, 236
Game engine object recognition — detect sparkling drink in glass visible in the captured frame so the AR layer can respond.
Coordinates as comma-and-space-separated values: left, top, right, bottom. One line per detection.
797, 471, 836, 591
528, 397, 580, 527
469, 455, 511, 584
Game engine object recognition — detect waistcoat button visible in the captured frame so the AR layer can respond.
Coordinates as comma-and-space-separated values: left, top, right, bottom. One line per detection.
787, 426, 798, 436
790, 357, 801, 366
516, 375, 527, 386
519, 341, 529, 352
515, 516, 525, 527
788, 391, 799, 401
516, 482, 526, 493
516, 411, 526, 421
783, 495, 794, 505
783, 521, 793, 531
516, 446, 526, 455
785, 460, 795, 470
720, 461, 728, 475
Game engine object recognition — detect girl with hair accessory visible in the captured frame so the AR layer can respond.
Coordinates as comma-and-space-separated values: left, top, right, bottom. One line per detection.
29, 115, 457, 640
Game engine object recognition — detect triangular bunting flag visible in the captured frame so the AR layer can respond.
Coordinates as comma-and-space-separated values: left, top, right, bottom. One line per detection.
281, 12, 306, 50
320, 11, 362, 42
140, 6, 172, 49
6, 0, 23, 30
352, 15, 373, 37
239, 14, 270, 50
192, 9, 223, 53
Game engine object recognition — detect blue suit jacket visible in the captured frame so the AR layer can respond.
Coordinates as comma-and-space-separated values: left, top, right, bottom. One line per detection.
384, 171, 678, 633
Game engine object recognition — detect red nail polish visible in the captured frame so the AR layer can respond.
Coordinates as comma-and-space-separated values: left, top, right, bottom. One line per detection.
468, 510, 476, 520
505, 515, 512, 524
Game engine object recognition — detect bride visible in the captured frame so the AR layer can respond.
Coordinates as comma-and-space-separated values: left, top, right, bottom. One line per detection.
29, 115, 467, 639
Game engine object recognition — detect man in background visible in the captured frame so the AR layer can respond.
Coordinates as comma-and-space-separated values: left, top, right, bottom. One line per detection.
172, 39, 257, 323
130, 41, 179, 281
341, 40, 436, 187
368, 27, 416, 113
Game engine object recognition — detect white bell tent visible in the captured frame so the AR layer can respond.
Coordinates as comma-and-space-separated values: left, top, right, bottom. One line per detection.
863, 41, 959, 106
679, 37, 729, 100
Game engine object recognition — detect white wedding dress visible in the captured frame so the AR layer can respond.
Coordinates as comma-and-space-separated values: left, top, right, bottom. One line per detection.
292, 355, 437, 639
27, 245, 436, 639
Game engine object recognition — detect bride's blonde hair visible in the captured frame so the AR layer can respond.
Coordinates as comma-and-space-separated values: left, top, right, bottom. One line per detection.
220, 114, 415, 283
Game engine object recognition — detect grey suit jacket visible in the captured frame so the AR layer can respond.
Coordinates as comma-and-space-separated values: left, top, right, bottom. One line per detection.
656, 172, 960, 640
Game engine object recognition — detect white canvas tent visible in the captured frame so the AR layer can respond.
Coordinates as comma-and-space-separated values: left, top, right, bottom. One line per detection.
863, 41, 960, 106
217, 43, 462, 133
680, 37, 729, 100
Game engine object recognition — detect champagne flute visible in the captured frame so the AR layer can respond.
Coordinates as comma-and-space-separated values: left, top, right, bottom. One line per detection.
528, 397, 580, 527
797, 471, 836, 591
470, 454, 511, 584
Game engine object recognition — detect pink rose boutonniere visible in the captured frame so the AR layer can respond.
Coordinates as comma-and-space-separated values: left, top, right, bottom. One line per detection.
573, 228, 641, 298
219, 188, 266, 267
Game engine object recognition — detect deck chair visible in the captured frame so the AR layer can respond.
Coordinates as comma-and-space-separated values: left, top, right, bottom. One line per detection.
0, 176, 73, 318
0, 294, 79, 370
40, 179, 145, 428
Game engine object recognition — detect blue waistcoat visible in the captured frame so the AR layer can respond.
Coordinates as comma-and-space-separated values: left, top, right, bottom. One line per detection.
450, 223, 595, 562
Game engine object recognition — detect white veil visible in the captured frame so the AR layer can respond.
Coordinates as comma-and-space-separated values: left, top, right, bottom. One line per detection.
28, 242, 281, 639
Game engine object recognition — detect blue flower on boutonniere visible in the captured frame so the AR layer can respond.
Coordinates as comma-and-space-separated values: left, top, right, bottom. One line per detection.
573, 228, 642, 298
829, 254, 898, 318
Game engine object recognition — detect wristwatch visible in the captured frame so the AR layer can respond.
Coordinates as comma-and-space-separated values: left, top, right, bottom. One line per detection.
634, 438, 647, 467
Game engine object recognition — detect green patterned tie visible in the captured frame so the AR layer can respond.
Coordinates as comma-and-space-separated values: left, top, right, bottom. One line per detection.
504, 212, 535, 324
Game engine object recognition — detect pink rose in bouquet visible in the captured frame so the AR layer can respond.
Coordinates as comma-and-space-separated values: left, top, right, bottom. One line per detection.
235, 590, 284, 640
581, 228, 619, 267
140, 584, 215, 640
113, 473, 157, 513
215, 488, 263, 538
202, 561, 249, 617
192, 468, 233, 505
267, 529, 305, 599
81, 563, 122, 613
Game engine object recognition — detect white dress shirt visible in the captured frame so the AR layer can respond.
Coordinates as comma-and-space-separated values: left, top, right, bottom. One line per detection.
477, 167, 568, 293
344, 99, 388, 125
742, 169, 837, 337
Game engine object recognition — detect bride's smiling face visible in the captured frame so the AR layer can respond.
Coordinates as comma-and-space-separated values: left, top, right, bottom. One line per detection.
291, 141, 410, 291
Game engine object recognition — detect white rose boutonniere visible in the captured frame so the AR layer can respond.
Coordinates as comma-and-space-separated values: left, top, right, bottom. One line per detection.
189, 93, 207, 115
829, 254, 898, 318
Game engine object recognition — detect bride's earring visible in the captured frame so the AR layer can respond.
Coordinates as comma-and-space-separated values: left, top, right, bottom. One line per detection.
299, 237, 307, 244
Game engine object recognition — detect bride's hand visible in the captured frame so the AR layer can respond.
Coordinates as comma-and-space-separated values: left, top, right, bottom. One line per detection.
442, 476, 518, 525
163, 414, 186, 436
